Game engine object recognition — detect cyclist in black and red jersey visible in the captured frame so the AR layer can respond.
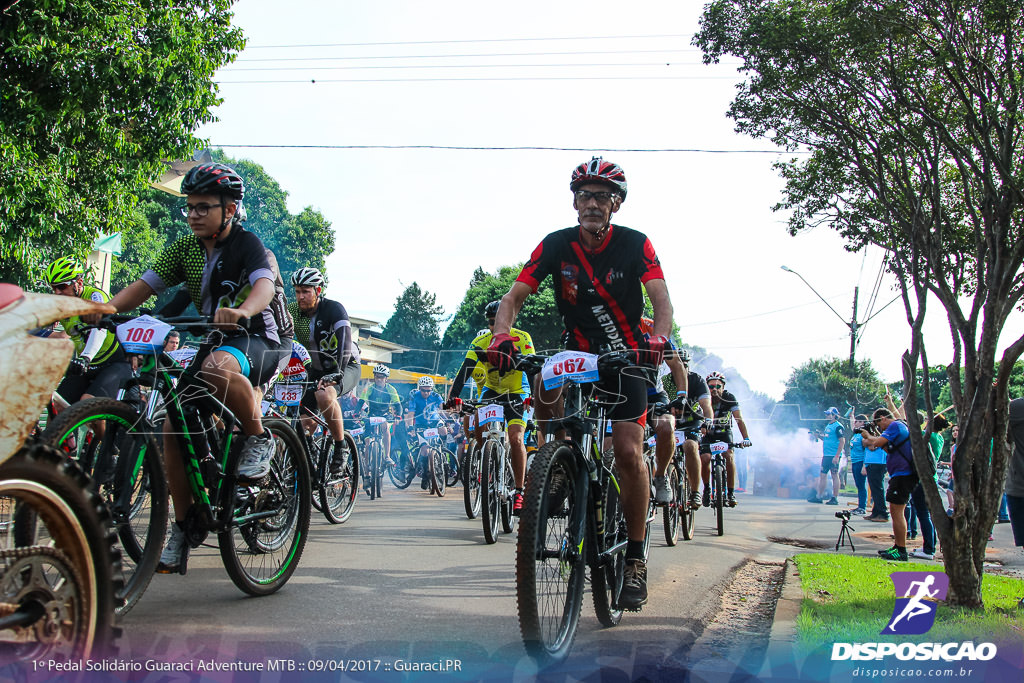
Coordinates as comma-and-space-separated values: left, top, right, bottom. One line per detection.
489, 157, 674, 609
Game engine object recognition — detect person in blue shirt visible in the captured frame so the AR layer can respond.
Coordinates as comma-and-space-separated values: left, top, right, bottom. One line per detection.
849, 413, 869, 515
808, 407, 846, 505
861, 407, 916, 561
406, 376, 445, 489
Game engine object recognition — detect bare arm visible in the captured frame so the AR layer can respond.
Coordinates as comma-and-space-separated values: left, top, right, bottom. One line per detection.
733, 409, 750, 440
493, 281, 531, 336
644, 278, 673, 338
665, 351, 688, 395
699, 397, 713, 419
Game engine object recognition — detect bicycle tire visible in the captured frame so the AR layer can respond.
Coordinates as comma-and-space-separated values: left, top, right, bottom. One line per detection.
364, 439, 379, 500
0, 443, 122, 659
480, 440, 500, 544
38, 397, 167, 617
320, 432, 358, 524
714, 462, 725, 537
680, 464, 694, 541
429, 446, 446, 497
461, 442, 482, 519
516, 441, 586, 665
444, 448, 459, 488
388, 455, 415, 489
663, 465, 680, 546
499, 453, 516, 534
220, 419, 310, 596
592, 462, 625, 627
642, 456, 654, 558
308, 429, 327, 513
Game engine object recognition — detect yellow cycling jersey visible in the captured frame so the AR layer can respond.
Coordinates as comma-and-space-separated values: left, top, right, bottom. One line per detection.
466, 327, 535, 395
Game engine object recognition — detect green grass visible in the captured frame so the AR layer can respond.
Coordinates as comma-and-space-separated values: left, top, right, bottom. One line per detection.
793, 553, 1024, 653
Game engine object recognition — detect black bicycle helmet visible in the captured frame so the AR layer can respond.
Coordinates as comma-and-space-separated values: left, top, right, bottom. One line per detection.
180, 162, 245, 200
484, 300, 501, 318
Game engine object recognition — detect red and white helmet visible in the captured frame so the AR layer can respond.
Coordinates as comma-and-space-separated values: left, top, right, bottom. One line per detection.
570, 157, 627, 199
706, 371, 726, 386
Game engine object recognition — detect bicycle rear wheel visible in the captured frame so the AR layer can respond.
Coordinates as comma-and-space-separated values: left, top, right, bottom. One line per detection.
429, 446, 446, 497
320, 433, 358, 524
462, 442, 482, 519
680, 464, 694, 541
499, 454, 517, 534
444, 448, 459, 487
388, 455, 415, 489
480, 441, 500, 544
516, 441, 586, 665
220, 419, 310, 596
592, 463, 625, 627
39, 397, 166, 617
663, 465, 680, 546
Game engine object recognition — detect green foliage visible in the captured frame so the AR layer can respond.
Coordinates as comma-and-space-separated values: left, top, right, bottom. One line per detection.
888, 366, 952, 416
383, 282, 446, 372
0, 0, 245, 286
438, 265, 562, 375
776, 357, 885, 431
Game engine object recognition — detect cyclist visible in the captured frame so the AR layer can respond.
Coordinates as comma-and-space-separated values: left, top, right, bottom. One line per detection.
490, 156, 674, 609
406, 375, 445, 490
445, 300, 536, 513
107, 161, 293, 573
701, 371, 752, 508
637, 316, 689, 506
288, 267, 361, 475
668, 349, 714, 510
359, 364, 403, 463
45, 257, 133, 410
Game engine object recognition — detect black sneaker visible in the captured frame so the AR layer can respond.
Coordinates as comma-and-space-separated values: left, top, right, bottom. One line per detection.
702, 489, 711, 508
879, 546, 908, 562
619, 559, 648, 610
420, 477, 429, 490
825, 497, 839, 506
807, 494, 823, 503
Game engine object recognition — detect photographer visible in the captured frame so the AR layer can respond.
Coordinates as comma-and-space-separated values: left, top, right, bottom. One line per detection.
849, 414, 870, 515
861, 408, 915, 562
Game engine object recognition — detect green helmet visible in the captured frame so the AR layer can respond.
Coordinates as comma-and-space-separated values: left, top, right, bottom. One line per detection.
45, 257, 84, 285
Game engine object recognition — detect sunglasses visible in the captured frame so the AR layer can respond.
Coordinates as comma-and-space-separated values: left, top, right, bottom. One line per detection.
50, 282, 73, 292
708, 383, 724, 389
574, 189, 617, 203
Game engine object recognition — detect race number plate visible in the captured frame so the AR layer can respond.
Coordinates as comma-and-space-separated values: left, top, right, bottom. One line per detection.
418, 427, 439, 443
674, 430, 686, 446
477, 403, 504, 426
709, 441, 729, 454
541, 351, 600, 389
166, 347, 197, 369
260, 400, 271, 416
274, 383, 302, 406
116, 315, 172, 354
367, 416, 388, 425
349, 427, 364, 437
646, 436, 657, 448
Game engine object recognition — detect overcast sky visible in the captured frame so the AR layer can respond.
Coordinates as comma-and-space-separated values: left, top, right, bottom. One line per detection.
193, 0, 1013, 400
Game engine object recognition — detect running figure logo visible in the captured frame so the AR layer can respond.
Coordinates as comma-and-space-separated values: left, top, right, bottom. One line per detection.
883, 571, 949, 635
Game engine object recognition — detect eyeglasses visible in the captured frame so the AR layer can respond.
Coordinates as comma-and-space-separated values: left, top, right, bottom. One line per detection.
50, 282, 73, 292
574, 189, 617, 204
708, 383, 724, 389
180, 203, 224, 218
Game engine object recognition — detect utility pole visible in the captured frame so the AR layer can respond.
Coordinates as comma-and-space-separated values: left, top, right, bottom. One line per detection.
848, 286, 859, 371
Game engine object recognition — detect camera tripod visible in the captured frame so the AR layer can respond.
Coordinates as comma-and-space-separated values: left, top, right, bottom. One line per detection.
835, 516, 856, 552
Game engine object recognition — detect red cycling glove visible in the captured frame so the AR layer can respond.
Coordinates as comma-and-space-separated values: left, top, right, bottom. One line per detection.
486, 333, 519, 374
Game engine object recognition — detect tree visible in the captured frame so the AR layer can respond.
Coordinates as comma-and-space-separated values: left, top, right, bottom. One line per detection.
776, 357, 886, 432
438, 265, 562, 375
697, 0, 1024, 607
0, 0, 245, 286
382, 283, 445, 372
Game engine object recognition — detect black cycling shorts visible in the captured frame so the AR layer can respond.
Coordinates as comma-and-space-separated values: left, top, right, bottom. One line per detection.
592, 365, 652, 425
699, 432, 734, 455
479, 389, 528, 427
57, 356, 133, 404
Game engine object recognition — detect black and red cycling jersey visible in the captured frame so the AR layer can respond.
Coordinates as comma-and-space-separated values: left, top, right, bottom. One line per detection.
516, 225, 664, 352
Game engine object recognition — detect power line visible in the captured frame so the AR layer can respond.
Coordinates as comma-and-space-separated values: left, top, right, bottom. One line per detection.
226, 62, 703, 72
217, 75, 736, 84
244, 34, 694, 49
685, 292, 853, 327
209, 143, 797, 154
234, 48, 702, 63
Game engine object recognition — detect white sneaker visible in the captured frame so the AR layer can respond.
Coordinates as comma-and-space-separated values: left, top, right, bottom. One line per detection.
911, 548, 935, 560
238, 430, 275, 479
156, 523, 188, 573
654, 475, 673, 504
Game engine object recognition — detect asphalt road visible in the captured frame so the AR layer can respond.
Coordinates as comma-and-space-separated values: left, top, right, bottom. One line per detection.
113, 481, 1023, 680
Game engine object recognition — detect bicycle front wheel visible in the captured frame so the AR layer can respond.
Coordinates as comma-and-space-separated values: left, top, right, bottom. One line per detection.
220, 419, 310, 596
680, 465, 694, 541
39, 397, 167, 617
444, 448, 460, 487
480, 440, 500, 544
388, 454, 415, 489
714, 462, 725, 537
320, 433, 358, 524
429, 446, 446, 497
592, 461, 625, 627
462, 442, 482, 519
663, 465, 680, 547
516, 441, 586, 665
499, 453, 517, 534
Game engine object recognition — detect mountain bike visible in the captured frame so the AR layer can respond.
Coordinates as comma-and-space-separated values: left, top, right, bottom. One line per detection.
459, 401, 517, 544
460, 415, 482, 518
515, 350, 652, 665
702, 440, 745, 537
266, 379, 358, 524
57, 314, 310, 596
416, 425, 448, 496
663, 432, 695, 544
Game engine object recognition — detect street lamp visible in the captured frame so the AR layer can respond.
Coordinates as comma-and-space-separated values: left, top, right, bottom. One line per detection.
780, 265, 860, 370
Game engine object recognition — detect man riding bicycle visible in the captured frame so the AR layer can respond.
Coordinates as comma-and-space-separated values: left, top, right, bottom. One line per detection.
406, 376, 445, 490
287, 267, 361, 475
667, 349, 714, 510
445, 300, 536, 513
107, 161, 293, 573
45, 257, 133, 409
359, 364, 403, 463
701, 371, 752, 508
489, 156, 674, 609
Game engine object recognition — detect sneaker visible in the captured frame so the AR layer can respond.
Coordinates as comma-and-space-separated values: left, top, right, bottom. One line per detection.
911, 548, 935, 560
330, 446, 348, 476
420, 477, 429, 490
512, 492, 524, 516
864, 514, 889, 522
688, 491, 701, 510
156, 523, 188, 574
807, 494, 823, 503
726, 493, 737, 508
825, 497, 839, 506
619, 559, 648, 610
702, 489, 711, 508
654, 476, 672, 505
998, 517, 1011, 524
908, 532, 918, 540
851, 508, 865, 515
877, 545, 896, 555
734, 487, 745, 493
237, 430, 275, 480
879, 546, 908, 562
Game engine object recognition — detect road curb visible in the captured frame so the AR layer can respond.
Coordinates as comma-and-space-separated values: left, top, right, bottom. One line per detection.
759, 556, 806, 679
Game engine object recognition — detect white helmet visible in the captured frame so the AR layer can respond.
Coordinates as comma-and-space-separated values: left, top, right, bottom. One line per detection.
291, 267, 325, 288
373, 363, 390, 377
418, 376, 434, 389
